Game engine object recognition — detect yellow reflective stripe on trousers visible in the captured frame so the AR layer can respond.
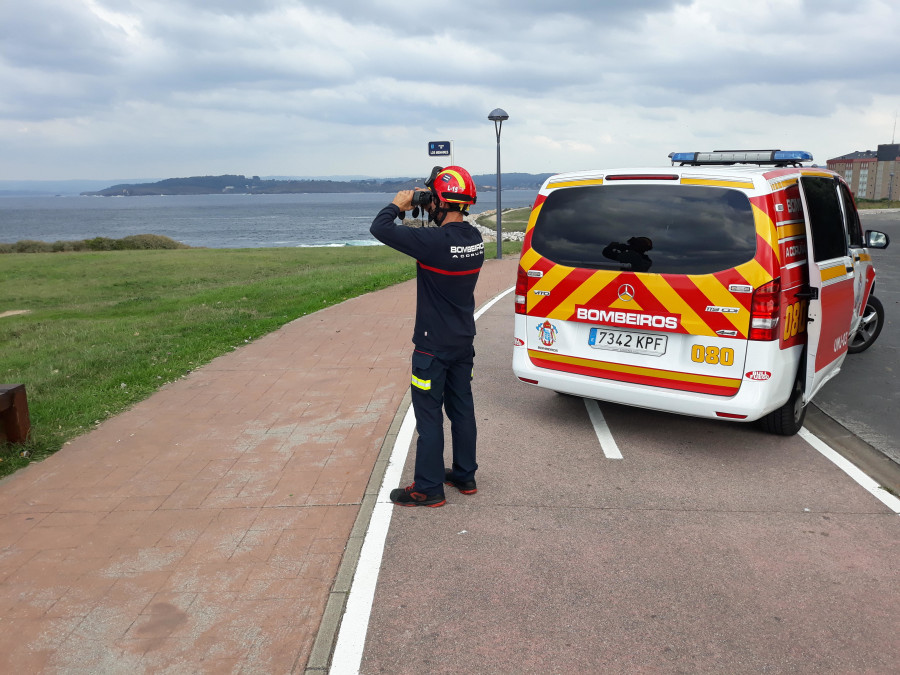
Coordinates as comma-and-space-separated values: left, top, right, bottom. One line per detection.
411, 375, 431, 390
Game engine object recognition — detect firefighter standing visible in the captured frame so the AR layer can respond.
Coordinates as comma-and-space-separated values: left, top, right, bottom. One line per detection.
370, 166, 484, 507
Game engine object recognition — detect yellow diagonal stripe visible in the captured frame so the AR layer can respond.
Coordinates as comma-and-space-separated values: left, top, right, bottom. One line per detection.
753, 204, 780, 266
532, 263, 571, 296
550, 270, 620, 318
734, 258, 773, 288
520, 247, 543, 270
690, 275, 748, 333
524, 201, 543, 234
640, 275, 714, 337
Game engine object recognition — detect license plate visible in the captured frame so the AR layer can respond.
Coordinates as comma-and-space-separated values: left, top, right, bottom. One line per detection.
588, 327, 667, 356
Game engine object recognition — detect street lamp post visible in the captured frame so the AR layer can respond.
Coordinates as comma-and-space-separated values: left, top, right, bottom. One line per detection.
488, 108, 509, 259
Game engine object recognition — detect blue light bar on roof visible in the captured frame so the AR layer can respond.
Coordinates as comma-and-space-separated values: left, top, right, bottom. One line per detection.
669, 150, 813, 166
669, 152, 699, 163
772, 151, 814, 162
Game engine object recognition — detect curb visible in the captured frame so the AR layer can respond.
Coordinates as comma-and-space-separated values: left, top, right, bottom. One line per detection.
806, 403, 900, 495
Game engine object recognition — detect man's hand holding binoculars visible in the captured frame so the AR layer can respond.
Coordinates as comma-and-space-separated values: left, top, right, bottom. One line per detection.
392, 189, 433, 211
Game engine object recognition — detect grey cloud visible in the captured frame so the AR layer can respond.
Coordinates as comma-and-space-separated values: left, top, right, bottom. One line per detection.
0, 1, 126, 73
303, 0, 691, 27
3, 0, 900, 179
5, 0, 897, 126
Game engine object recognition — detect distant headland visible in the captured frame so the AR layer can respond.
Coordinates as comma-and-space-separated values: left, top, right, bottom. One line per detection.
80, 173, 556, 197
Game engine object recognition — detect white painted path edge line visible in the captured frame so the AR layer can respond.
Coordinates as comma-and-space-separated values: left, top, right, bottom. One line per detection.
474, 286, 514, 321
328, 286, 514, 675
584, 399, 623, 459
799, 428, 900, 515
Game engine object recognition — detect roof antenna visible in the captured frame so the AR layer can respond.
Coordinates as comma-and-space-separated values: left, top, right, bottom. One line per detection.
893, 111, 897, 144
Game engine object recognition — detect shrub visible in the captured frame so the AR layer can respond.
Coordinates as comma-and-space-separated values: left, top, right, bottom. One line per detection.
86, 237, 119, 251
14, 240, 53, 253
0, 235, 189, 254
120, 234, 189, 250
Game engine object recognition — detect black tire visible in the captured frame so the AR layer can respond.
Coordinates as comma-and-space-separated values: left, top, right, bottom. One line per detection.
758, 375, 806, 436
848, 295, 884, 354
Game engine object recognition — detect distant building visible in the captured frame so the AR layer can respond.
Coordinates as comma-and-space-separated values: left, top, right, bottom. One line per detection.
827, 144, 900, 200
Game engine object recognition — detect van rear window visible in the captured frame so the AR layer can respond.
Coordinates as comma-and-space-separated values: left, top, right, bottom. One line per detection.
531, 184, 757, 275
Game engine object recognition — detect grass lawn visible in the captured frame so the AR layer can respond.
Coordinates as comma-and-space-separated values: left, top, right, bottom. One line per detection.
475, 207, 532, 232
0, 240, 521, 478
857, 199, 900, 209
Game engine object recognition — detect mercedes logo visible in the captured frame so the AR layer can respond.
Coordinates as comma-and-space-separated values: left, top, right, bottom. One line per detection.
617, 284, 635, 302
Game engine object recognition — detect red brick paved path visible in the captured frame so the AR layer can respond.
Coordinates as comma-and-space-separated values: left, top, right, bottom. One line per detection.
0, 258, 517, 672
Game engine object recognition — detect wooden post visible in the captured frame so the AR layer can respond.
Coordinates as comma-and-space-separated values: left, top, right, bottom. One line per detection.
0, 384, 31, 444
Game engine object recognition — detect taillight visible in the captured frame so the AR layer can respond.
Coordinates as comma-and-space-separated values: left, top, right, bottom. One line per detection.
749, 279, 781, 341
515, 265, 528, 315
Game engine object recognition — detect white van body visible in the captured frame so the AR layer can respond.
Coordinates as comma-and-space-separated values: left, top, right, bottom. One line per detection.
512, 151, 890, 434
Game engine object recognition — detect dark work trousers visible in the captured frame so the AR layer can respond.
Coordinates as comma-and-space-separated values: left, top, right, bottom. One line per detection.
410, 345, 478, 495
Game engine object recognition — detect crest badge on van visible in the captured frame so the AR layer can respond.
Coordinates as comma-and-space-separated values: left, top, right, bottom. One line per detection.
537, 320, 559, 347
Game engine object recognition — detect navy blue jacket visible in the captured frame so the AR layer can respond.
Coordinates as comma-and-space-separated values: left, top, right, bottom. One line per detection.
370, 204, 484, 351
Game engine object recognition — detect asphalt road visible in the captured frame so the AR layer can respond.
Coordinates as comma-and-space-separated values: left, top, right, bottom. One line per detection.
337, 215, 900, 674
358, 291, 900, 674
816, 209, 900, 464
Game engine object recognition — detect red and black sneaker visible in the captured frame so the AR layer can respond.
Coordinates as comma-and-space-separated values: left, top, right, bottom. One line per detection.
444, 468, 477, 495
389, 483, 446, 507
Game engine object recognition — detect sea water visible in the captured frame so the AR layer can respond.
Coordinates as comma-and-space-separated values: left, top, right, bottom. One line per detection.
0, 191, 539, 249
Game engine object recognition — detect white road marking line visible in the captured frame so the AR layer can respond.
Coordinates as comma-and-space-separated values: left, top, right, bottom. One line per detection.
584, 398, 623, 459
474, 285, 514, 320
799, 428, 900, 515
329, 285, 514, 675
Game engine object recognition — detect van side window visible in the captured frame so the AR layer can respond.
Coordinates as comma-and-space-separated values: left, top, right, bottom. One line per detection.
838, 182, 864, 247
801, 177, 847, 262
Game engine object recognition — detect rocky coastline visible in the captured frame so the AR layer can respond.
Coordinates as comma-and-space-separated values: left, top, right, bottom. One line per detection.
401, 208, 526, 242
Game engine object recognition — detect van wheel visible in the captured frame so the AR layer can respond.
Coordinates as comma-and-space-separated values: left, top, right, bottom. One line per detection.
848, 295, 884, 354
758, 376, 806, 436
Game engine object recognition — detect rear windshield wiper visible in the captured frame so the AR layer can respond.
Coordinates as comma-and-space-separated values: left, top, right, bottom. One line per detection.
557, 259, 630, 270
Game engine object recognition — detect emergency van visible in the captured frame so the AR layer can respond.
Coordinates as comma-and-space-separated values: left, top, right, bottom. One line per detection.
512, 150, 890, 435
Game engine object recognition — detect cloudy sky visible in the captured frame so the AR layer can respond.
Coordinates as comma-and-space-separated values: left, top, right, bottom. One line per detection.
2, 0, 899, 181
